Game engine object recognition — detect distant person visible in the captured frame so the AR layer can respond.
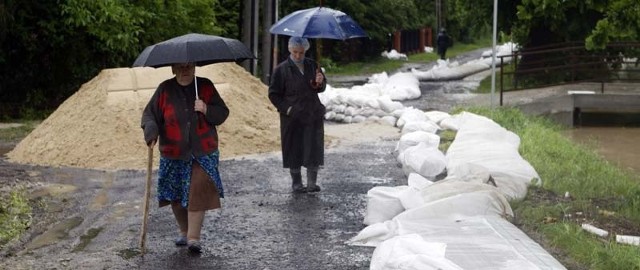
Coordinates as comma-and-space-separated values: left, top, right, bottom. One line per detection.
436, 28, 452, 60
268, 37, 326, 193
141, 62, 229, 254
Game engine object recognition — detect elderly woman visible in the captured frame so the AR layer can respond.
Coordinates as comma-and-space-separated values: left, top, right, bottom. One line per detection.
268, 37, 327, 193
141, 62, 229, 253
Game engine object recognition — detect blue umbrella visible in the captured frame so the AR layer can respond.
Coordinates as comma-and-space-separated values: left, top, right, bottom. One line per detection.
269, 7, 367, 40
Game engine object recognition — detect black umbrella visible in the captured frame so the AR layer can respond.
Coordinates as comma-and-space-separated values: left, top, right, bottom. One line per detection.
133, 33, 254, 96
133, 33, 255, 68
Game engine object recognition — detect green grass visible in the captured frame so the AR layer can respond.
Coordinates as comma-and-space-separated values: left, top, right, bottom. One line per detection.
454, 106, 640, 269
0, 121, 40, 142
0, 188, 32, 248
325, 35, 494, 76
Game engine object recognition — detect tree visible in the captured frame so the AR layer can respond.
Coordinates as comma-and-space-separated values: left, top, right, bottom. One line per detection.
0, 0, 228, 119
586, 0, 640, 49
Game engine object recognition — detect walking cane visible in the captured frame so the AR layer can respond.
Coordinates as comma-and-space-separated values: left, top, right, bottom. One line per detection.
140, 144, 153, 254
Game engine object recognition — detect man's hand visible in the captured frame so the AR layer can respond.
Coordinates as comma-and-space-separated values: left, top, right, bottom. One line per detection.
310, 68, 324, 89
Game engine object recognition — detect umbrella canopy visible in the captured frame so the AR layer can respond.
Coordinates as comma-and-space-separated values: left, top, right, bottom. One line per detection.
132, 33, 254, 68
269, 7, 366, 40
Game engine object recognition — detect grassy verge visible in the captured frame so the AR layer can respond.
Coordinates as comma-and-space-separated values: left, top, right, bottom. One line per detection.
0, 121, 40, 142
0, 121, 39, 249
325, 35, 494, 76
450, 106, 640, 269
0, 188, 32, 248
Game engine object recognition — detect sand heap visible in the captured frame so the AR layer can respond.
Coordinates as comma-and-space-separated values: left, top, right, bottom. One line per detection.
7, 63, 280, 170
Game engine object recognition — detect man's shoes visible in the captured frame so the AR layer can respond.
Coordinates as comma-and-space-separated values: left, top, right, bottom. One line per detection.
187, 240, 202, 253
175, 236, 188, 246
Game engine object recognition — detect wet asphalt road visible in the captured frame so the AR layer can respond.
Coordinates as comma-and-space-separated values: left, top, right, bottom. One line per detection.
1, 136, 406, 270
137, 139, 405, 270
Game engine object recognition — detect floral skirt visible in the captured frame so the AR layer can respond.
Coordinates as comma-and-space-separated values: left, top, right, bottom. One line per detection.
157, 151, 224, 210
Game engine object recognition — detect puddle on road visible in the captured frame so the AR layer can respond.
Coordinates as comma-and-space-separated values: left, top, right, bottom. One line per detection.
28, 183, 77, 199
22, 216, 83, 252
90, 172, 114, 210
72, 227, 103, 252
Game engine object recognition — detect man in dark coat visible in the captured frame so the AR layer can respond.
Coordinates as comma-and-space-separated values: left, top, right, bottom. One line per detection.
436, 28, 452, 60
268, 37, 326, 193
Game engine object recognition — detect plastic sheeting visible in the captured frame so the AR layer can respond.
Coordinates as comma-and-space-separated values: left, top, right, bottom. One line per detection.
352, 110, 564, 269
352, 216, 566, 270
370, 234, 463, 270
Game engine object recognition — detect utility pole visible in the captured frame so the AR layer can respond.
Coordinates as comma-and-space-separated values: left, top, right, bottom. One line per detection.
262, 0, 274, 84
435, 0, 441, 31
241, 0, 259, 75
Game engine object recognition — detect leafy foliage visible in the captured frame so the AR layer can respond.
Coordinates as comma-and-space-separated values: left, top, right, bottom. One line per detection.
0, 0, 223, 119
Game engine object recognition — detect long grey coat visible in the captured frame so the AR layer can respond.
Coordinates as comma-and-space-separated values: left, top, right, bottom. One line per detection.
268, 57, 326, 168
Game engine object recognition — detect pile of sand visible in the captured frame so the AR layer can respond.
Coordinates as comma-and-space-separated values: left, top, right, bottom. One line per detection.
7, 63, 280, 170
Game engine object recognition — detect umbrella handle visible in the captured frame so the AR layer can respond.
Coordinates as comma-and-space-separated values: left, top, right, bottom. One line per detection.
194, 76, 199, 98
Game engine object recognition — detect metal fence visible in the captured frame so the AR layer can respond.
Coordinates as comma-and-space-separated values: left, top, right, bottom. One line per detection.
497, 42, 640, 105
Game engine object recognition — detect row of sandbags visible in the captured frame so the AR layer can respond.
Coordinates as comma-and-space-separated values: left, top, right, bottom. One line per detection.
348, 111, 566, 270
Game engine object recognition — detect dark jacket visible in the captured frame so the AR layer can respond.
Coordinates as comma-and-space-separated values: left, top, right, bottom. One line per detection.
141, 76, 229, 160
268, 57, 326, 168
437, 32, 452, 49
268, 57, 326, 123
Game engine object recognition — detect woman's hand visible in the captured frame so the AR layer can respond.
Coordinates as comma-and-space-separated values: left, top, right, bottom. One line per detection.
194, 99, 207, 114
147, 138, 157, 148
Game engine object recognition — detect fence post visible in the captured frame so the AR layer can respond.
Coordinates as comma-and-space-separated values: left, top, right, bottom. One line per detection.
393, 31, 402, 53
500, 57, 504, 106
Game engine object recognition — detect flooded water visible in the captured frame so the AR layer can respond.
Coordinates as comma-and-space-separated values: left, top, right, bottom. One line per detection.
564, 127, 640, 175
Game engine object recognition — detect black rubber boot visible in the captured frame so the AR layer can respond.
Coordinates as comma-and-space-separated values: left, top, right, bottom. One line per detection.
306, 167, 321, 192
290, 168, 306, 193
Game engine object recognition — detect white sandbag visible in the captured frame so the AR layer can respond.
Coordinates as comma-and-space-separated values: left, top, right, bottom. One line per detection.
350, 190, 513, 247
447, 163, 530, 201
382, 72, 421, 101
367, 115, 381, 122
424, 110, 451, 124
352, 115, 366, 123
401, 120, 440, 135
369, 71, 389, 84
349, 216, 567, 270
394, 131, 441, 158
378, 96, 404, 113
445, 112, 541, 200
419, 180, 513, 218
439, 115, 461, 131
363, 186, 409, 225
370, 234, 463, 270
396, 107, 428, 128
398, 186, 424, 210
324, 111, 335, 120
399, 142, 446, 178
380, 116, 397, 126
407, 173, 433, 190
